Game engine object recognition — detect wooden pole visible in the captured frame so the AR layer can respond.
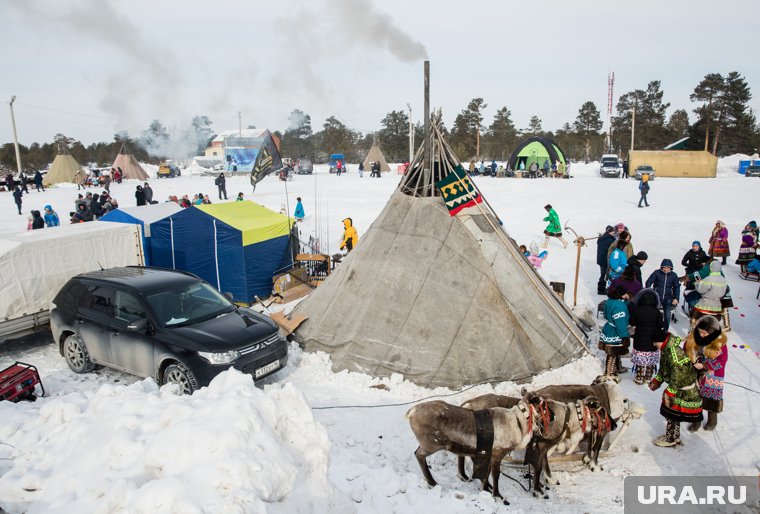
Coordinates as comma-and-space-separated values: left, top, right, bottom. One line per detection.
423, 60, 430, 194
573, 236, 583, 307
704, 97, 712, 152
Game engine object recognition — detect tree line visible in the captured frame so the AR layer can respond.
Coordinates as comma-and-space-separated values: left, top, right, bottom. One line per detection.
2, 72, 757, 172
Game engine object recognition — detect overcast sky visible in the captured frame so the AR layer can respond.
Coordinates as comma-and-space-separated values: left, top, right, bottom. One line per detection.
1, 0, 759, 147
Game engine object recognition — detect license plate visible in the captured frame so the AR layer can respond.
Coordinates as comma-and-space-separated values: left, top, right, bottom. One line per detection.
254, 360, 280, 378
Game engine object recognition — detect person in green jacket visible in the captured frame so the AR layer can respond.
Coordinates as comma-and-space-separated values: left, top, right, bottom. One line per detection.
542, 204, 568, 249
649, 331, 703, 447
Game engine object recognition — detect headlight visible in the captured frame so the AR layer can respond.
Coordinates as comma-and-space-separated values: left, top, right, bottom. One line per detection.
198, 350, 240, 365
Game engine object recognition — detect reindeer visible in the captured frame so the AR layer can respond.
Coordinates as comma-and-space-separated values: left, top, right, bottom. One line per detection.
533, 375, 630, 471
406, 393, 552, 504
460, 393, 605, 497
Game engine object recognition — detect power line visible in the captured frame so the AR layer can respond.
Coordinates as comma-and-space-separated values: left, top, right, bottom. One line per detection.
16, 102, 114, 120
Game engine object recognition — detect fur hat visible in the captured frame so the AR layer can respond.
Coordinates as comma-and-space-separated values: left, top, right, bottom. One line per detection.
607, 285, 628, 300
694, 316, 722, 346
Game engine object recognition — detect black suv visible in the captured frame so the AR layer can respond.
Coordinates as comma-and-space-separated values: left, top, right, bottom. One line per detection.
50, 267, 287, 394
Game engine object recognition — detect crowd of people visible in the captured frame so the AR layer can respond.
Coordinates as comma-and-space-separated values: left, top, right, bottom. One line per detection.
596, 218, 759, 447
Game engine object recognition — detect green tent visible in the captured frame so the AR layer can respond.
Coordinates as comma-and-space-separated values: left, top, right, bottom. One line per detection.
507, 137, 567, 171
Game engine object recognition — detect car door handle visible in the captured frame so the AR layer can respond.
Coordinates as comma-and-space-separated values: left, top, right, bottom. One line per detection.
76, 318, 84, 324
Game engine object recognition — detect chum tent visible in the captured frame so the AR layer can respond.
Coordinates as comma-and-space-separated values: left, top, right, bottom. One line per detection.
111, 143, 149, 181
362, 142, 390, 172
150, 201, 295, 303
293, 114, 590, 388
43, 146, 82, 186
507, 137, 567, 171
98, 203, 183, 265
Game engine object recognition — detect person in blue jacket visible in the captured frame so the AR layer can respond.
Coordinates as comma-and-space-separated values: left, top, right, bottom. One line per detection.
600, 285, 631, 376
43, 204, 60, 227
645, 258, 680, 331
607, 238, 629, 285
294, 197, 305, 222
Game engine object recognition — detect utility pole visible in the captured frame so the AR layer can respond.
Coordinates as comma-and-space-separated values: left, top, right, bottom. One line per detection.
607, 71, 615, 153
630, 101, 636, 152
238, 111, 242, 136
9, 96, 22, 176
406, 103, 413, 164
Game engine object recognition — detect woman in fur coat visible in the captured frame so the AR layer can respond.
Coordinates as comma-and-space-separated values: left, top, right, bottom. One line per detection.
684, 316, 727, 432
708, 221, 730, 265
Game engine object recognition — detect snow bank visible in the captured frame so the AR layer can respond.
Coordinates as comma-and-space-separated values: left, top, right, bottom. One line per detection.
717, 153, 759, 176
0, 370, 333, 514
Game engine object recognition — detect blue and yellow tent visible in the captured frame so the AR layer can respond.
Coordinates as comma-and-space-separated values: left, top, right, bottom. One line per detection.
151, 201, 294, 302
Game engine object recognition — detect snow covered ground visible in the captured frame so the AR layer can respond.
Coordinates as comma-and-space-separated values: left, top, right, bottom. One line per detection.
1, 158, 760, 513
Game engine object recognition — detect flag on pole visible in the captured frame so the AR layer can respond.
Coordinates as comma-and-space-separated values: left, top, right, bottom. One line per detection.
250, 130, 283, 187
435, 164, 483, 216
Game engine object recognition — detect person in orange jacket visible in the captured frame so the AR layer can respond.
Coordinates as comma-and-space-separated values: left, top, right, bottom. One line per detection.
339, 218, 358, 252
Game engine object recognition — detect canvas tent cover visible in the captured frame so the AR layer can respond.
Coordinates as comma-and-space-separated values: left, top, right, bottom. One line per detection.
507, 137, 566, 171
99, 203, 182, 265
43, 154, 82, 186
363, 143, 391, 172
293, 192, 589, 388
0, 223, 143, 321
629, 150, 717, 178
150, 201, 294, 303
112, 147, 149, 180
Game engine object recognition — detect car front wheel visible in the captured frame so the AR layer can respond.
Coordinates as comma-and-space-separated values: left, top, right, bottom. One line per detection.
64, 334, 95, 373
162, 362, 199, 395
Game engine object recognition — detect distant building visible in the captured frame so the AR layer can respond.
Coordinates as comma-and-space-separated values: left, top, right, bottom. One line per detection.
204, 129, 277, 172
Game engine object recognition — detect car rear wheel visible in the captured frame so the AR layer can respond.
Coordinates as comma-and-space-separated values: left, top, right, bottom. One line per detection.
163, 362, 199, 395
64, 334, 95, 374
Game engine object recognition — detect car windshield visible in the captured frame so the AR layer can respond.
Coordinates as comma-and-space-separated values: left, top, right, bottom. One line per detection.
638, 166, 653, 171
602, 159, 618, 166
145, 282, 235, 327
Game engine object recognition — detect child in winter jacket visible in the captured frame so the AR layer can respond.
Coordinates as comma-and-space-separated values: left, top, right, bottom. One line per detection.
684, 316, 727, 432
692, 260, 727, 322
43, 205, 60, 227
600, 285, 630, 376
649, 332, 703, 447
629, 288, 664, 385
607, 239, 629, 284
645, 259, 680, 331
542, 204, 568, 248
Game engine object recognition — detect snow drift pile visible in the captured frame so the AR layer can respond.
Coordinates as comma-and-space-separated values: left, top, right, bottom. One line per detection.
0, 371, 333, 514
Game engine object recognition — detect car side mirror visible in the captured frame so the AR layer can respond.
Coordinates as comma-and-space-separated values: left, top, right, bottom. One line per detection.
224, 292, 234, 302
127, 318, 148, 332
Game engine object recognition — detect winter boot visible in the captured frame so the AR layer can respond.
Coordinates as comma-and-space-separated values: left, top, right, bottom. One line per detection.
633, 365, 645, 385
687, 421, 701, 432
722, 309, 731, 332
704, 411, 718, 431
674, 422, 682, 446
655, 420, 678, 447
604, 355, 617, 376
615, 356, 628, 374
644, 364, 657, 384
